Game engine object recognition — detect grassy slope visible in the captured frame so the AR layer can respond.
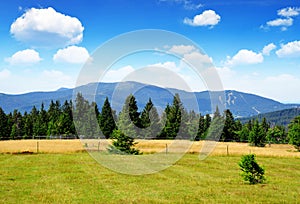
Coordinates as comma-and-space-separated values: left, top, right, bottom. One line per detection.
0, 153, 299, 203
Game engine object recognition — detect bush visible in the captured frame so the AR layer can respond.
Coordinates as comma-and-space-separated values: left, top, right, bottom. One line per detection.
238, 154, 265, 184
107, 129, 141, 155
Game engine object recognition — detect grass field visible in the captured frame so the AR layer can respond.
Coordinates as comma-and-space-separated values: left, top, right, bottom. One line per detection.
0, 152, 299, 203
0, 140, 299, 203
0, 139, 299, 157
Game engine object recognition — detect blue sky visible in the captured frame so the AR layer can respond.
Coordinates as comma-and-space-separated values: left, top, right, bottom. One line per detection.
0, 0, 300, 103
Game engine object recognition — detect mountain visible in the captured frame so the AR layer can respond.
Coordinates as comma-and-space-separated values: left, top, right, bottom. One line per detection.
0, 81, 298, 117
238, 107, 300, 127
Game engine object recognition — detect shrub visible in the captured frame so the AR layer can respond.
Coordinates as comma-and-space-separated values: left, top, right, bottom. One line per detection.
107, 129, 141, 155
238, 154, 265, 184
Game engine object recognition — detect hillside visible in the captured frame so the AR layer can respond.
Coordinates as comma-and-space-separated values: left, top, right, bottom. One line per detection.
0, 81, 298, 117
238, 107, 300, 126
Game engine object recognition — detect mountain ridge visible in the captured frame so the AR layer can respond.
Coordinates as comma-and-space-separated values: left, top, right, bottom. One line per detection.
0, 81, 298, 117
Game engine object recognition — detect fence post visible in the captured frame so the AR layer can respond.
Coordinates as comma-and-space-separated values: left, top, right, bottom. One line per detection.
166, 144, 168, 154
37, 141, 39, 154
226, 144, 229, 156
98, 141, 100, 152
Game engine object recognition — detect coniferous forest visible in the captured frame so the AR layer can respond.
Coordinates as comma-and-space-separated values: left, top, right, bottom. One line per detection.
0, 92, 299, 149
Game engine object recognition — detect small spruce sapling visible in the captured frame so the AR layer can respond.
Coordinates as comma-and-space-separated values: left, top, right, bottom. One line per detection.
239, 154, 265, 184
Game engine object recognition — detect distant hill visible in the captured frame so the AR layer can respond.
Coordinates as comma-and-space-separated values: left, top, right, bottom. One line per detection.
0, 81, 298, 117
238, 107, 300, 127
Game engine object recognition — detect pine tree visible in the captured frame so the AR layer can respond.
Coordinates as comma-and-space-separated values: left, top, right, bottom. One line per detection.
206, 107, 224, 141
221, 109, 237, 141
117, 94, 138, 138
140, 98, 161, 139
108, 129, 141, 155
196, 114, 205, 141
239, 154, 265, 184
99, 97, 117, 138
0, 107, 9, 140
288, 115, 300, 151
159, 93, 183, 139
249, 120, 266, 147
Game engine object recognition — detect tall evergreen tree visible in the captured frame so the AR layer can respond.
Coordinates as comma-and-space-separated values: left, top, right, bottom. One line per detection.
221, 109, 237, 141
140, 98, 161, 139
99, 97, 117, 138
10, 110, 23, 139
196, 114, 205, 141
0, 107, 9, 140
249, 120, 266, 147
288, 115, 300, 151
117, 95, 138, 138
159, 93, 183, 139
206, 107, 224, 141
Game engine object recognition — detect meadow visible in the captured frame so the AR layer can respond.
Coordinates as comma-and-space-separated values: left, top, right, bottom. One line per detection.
0, 140, 299, 203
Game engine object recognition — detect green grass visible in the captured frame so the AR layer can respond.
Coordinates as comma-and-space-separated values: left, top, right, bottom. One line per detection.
0, 153, 299, 203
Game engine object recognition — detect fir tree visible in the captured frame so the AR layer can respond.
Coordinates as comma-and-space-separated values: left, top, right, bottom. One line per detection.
249, 120, 266, 147
99, 97, 117, 138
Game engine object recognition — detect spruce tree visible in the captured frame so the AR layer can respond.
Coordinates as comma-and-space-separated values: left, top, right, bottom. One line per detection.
288, 115, 300, 151
140, 98, 161, 139
159, 93, 183, 139
249, 120, 266, 147
117, 94, 138, 138
99, 97, 117, 138
221, 109, 237, 141
0, 107, 9, 140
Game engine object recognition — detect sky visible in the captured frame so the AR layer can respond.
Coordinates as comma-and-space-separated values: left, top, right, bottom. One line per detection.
0, 0, 300, 103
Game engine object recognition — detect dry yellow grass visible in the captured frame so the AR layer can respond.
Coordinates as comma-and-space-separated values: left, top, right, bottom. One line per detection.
0, 139, 299, 157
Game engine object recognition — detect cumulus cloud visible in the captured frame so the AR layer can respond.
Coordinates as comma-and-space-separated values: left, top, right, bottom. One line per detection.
6, 49, 42, 65
159, 0, 202, 10
10, 7, 84, 47
276, 41, 300, 58
101, 65, 135, 82
184, 10, 221, 27
226, 49, 263, 66
267, 18, 293, 27
169, 45, 197, 55
262, 7, 300, 31
262, 43, 276, 56
278, 7, 300, 17
0, 69, 11, 80
53, 46, 90, 64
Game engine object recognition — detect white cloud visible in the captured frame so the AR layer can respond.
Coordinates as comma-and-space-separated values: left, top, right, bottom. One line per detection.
149, 61, 180, 71
42, 70, 72, 81
0, 69, 11, 80
102, 65, 135, 82
263, 7, 300, 31
169, 45, 197, 55
226, 49, 263, 67
6, 49, 42, 65
266, 18, 293, 27
262, 43, 276, 56
276, 41, 300, 58
53, 46, 90, 64
10, 7, 84, 47
159, 0, 202, 10
278, 7, 300, 17
184, 10, 221, 27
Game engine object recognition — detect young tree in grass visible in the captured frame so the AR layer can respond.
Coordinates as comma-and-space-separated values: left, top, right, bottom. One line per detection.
239, 154, 265, 184
108, 129, 141, 155
288, 115, 300, 151
99, 97, 117, 138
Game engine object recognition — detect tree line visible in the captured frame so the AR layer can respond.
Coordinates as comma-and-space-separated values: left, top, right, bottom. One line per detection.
0, 92, 299, 150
